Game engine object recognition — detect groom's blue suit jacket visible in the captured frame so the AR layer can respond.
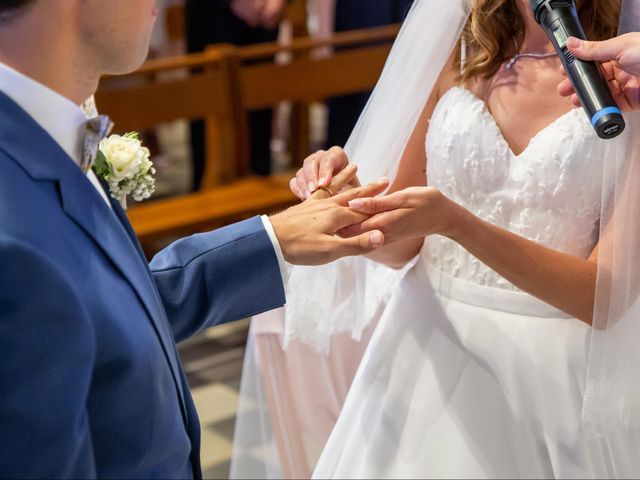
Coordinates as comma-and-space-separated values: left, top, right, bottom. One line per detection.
0, 91, 286, 479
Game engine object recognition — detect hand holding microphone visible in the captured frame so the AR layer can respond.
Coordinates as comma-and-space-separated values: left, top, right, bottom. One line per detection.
557, 33, 640, 112
532, 0, 626, 139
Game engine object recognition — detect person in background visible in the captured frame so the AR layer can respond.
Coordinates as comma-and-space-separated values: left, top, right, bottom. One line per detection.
184, 0, 288, 189
325, 0, 414, 149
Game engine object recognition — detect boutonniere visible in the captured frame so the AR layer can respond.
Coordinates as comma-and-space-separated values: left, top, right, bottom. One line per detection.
92, 132, 156, 210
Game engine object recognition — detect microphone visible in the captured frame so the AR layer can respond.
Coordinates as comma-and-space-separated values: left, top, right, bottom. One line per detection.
531, 0, 625, 139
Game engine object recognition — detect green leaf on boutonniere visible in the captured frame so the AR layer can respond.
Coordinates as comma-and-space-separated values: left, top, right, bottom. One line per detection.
92, 149, 110, 178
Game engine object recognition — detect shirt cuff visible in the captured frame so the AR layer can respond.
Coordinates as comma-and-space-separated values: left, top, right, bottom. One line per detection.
261, 215, 288, 286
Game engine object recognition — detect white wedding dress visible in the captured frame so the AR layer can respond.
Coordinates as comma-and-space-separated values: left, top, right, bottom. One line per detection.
312, 86, 629, 479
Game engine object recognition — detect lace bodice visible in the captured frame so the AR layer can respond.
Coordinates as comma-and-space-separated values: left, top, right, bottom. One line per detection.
424, 86, 622, 290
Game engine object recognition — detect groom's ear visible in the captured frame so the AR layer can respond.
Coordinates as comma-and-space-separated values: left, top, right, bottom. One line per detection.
0, 0, 38, 25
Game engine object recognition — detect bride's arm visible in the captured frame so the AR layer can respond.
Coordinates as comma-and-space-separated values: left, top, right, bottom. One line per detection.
360, 60, 461, 268
348, 187, 600, 324
361, 89, 436, 268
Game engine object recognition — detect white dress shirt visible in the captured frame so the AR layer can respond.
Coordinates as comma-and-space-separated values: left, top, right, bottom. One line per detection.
0, 61, 288, 281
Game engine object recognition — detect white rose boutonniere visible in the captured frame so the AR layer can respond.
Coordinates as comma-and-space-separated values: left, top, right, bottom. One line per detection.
93, 132, 156, 209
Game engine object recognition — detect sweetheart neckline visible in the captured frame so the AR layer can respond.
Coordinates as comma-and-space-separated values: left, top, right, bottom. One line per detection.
440, 86, 583, 159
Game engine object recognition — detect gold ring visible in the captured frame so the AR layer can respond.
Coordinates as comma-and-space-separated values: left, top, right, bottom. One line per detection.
311, 185, 335, 197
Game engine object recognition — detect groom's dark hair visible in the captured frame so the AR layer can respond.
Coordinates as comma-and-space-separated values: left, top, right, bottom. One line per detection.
0, 0, 37, 25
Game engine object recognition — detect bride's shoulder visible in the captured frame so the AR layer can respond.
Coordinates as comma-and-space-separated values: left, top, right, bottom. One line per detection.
434, 48, 462, 99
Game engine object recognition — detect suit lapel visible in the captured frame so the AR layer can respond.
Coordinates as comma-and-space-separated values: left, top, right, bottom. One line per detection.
0, 91, 188, 421
97, 177, 149, 265
106, 187, 192, 426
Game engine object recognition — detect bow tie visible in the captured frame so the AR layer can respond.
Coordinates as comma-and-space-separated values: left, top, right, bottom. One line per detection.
81, 115, 114, 173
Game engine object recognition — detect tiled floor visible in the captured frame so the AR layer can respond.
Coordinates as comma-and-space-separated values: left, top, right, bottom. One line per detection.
178, 320, 249, 479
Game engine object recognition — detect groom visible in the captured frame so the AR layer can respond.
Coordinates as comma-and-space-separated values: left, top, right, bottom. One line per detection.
0, 0, 387, 478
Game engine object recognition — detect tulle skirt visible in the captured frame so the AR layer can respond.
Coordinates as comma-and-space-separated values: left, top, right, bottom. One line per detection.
313, 261, 609, 479
230, 309, 376, 479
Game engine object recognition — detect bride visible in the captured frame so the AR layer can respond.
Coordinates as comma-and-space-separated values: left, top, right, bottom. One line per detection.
233, 0, 640, 477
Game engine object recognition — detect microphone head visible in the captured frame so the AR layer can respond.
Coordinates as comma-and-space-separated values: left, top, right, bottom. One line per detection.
531, 0, 577, 25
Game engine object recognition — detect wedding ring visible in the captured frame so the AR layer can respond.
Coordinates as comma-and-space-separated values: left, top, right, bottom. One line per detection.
310, 185, 335, 197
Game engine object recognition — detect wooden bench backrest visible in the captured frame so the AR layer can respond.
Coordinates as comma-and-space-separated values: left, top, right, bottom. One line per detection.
97, 71, 224, 131
238, 24, 398, 109
236, 25, 398, 164
241, 44, 394, 109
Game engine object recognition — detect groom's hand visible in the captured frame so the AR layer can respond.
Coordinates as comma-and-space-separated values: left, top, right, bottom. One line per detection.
271, 165, 388, 265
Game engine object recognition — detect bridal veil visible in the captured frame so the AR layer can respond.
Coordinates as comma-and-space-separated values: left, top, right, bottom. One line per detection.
582, 1, 640, 476
231, 1, 640, 477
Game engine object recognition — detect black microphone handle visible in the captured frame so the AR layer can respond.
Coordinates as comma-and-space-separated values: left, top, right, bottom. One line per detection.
538, 4, 625, 138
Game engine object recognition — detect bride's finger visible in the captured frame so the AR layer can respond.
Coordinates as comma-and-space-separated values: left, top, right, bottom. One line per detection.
302, 152, 322, 192
339, 212, 402, 244
336, 222, 365, 238
319, 146, 350, 187
333, 175, 389, 205
330, 229, 384, 259
296, 168, 310, 199
318, 161, 335, 188
309, 164, 358, 200
329, 163, 359, 192
289, 177, 304, 200
348, 190, 408, 214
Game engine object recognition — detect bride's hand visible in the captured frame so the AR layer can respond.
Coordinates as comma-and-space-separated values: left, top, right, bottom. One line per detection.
271, 169, 390, 265
290, 146, 361, 200
344, 187, 463, 244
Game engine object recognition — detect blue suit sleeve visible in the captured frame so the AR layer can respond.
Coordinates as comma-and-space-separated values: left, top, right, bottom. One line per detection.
0, 239, 97, 479
150, 216, 286, 342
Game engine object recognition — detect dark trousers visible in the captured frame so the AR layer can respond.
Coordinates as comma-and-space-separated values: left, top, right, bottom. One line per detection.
185, 0, 278, 190
326, 0, 415, 149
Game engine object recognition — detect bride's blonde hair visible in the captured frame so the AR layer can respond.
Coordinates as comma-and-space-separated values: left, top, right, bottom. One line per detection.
459, 0, 621, 83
